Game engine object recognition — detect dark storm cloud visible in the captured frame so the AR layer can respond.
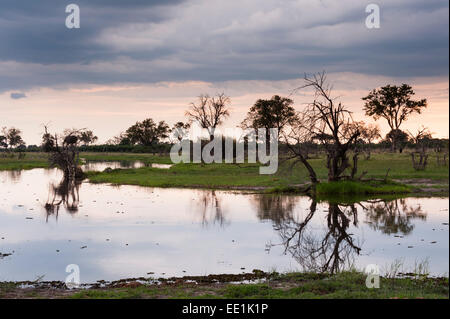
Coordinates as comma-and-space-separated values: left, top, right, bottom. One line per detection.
0, 0, 448, 93
0, 0, 184, 64
10, 92, 26, 99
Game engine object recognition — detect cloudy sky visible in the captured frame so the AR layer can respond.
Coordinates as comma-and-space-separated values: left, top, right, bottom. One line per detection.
1, 0, 448, 144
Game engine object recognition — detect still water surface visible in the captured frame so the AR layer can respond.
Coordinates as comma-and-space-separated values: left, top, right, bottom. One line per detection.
0, 163, 448, 283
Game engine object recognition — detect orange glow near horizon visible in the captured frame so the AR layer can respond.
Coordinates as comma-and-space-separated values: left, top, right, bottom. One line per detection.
1, 73, 448, 145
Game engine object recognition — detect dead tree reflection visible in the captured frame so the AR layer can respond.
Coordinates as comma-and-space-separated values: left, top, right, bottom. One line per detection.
262, 197, 361, 274
194, 190, 228, 228
44, 178, 81, 221
363, 199, 426, 235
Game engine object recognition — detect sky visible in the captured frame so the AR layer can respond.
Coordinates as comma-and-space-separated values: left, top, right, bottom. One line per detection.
0, 0, 448, 144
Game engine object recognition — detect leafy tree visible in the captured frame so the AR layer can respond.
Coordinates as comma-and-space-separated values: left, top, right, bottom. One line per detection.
170, 122, 190, 142
385, 129, 409, 153
79, 130, 98, 146
125, 118, 169, 146
241, 95, 297, 151
362, 84, 427, 152
1, 127, 25, 149
0, 135, 7, 149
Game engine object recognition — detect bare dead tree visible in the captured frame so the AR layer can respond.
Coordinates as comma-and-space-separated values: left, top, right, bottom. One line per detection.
185, 93, 231, 141
42, 125, 86, 180
408, 126, 432, 170
284, 72, 361, 184
281, 111, 319, 185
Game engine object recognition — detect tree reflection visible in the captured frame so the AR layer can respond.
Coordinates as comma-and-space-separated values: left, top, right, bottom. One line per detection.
267, 199, 361, 274
4, 170, 22, 182
257, 195, 429, 273
252, 194, 299, 224
193, 190, 228, 227
44, 178, 81, 221
363, 199, 426, 235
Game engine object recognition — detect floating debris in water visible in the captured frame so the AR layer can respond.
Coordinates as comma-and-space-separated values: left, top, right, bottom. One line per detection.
80, 246, 87, 249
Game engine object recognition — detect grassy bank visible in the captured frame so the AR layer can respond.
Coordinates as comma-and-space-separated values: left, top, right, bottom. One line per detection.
315, 180, 412, 195
86, 152, 448, 194
0, 271, 448, 299
0, 153, 48, 170
0, 152, 172, 171
1, 152, 448, 194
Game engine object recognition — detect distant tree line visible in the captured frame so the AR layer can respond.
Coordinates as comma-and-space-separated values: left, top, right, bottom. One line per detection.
2, 78, 448, 169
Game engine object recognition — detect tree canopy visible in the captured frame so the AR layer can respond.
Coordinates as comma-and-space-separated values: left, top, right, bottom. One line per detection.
362, 84, 427, 151
241, 95, 297, 133
124, 118, 170, 146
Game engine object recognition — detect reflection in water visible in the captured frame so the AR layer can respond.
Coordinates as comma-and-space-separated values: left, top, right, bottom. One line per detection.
252, 194, 299, 224
0, 166, 448, 281
364, 199, 426, 235
193, 190, 228, 227
44, 178, 81, 221
81, 160, 172, 171
263, 197, 361, 274
81, 160, 145, 172
3, 170, 22, 182
256, 195, 431, 274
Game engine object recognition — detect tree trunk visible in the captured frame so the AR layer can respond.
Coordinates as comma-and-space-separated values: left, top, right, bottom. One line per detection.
298, 153, 318, 184
391, 136, 397, 153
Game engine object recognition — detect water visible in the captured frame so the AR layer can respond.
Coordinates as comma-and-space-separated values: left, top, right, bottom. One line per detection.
0, 165, 448, 283
81, 160, 172, 171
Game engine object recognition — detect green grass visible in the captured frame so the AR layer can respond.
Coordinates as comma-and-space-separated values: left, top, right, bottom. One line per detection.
0, 152, 172, 171
1, 151, 448, 195
61, 272, 450, 299
0, 153, 48, 170
86, 152, 448, 193
86, 162, 281, 189
315, 180, 411, 195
